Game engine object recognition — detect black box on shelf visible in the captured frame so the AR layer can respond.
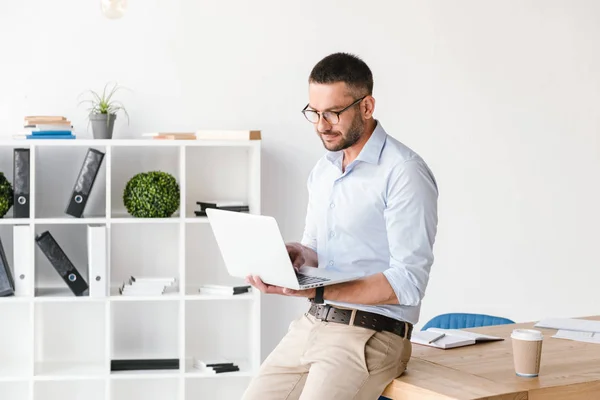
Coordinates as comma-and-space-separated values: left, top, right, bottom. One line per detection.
111, 358, 179, 371
194, 201, 249, 217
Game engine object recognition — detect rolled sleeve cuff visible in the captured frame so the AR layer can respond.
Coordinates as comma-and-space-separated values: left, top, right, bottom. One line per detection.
383, 267, 423, 307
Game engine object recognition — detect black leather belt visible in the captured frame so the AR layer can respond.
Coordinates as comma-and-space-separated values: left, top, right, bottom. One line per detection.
308, 303, 413, 340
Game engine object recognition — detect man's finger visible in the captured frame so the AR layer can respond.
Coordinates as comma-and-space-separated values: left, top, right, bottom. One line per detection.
246, 276, 263, 291
282, 287, 315, 298
293, 255, 306, 269
249, 275, 268, 292
252, 275, 286, 295
266, 285, 286, 295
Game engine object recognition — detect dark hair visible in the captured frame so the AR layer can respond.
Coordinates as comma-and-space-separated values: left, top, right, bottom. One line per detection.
309, 52, 373, 96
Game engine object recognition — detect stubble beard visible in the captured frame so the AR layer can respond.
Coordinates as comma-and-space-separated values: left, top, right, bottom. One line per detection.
319, 113, 364, 152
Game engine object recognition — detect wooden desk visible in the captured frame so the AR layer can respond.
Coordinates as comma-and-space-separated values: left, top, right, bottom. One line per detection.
382, 316, 600, 400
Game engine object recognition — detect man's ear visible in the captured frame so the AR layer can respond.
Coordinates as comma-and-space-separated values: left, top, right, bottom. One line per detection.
362, 95, 375, 119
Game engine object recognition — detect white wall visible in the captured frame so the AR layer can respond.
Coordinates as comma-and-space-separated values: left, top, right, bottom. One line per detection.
2, 0, 600, 360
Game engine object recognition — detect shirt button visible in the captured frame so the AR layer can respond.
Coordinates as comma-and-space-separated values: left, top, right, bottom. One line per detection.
329, 231, 335, 238
330, 203, 335, 208
329, 260, 334, 266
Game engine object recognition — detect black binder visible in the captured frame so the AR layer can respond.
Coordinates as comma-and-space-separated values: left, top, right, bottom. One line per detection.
65, 148, 105, 218
35, 231, 88, 296
0, 235, 15, 297
111, 359, 179, 371
13, 148, 30, 218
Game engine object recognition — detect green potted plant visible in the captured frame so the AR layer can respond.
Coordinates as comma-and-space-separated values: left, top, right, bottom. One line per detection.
123, 171, 180, 218
0, 172, 14, 218
79, 82, 130, 139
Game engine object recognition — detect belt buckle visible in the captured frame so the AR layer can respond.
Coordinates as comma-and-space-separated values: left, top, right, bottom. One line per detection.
315, 304, 329, 321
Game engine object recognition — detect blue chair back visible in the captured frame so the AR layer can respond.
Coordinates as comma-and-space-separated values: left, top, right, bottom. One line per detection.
421, 312, 514, 330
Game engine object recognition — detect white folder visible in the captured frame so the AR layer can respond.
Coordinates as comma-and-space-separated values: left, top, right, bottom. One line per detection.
13, 224, 33, 296
87, 225, 107, 297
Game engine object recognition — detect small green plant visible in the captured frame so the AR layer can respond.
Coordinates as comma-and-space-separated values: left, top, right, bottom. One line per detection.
0, 172, 14, 218
123, 171, 180, 218
78, 82, 130, 125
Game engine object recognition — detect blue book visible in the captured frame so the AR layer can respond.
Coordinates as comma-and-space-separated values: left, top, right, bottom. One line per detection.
31, 131, 72, 136
26, 134, 75, 140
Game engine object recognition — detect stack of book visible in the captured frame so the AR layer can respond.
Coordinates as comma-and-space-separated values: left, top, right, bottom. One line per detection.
118, 276, 177, 296
193, 357, 240, 374
194, 201, 249, 217
18, 115, 75, 140
198, 284, 251, 296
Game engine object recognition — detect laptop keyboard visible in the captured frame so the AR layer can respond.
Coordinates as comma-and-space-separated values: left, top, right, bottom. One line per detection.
297, 274, 330, 285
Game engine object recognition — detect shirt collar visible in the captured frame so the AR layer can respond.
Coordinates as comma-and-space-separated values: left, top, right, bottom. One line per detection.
325, 120, 387, 166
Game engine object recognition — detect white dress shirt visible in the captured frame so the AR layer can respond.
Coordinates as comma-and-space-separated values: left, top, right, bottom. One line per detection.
301, 120, 438, 325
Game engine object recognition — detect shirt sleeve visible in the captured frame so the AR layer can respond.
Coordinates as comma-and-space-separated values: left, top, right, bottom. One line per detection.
382, 158, 438, 307
300, 166, 318, 252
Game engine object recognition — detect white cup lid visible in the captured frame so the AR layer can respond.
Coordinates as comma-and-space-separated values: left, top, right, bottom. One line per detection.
511, 329, 543, 341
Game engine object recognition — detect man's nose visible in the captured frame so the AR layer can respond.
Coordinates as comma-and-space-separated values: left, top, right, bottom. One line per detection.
317, 115, 331, 133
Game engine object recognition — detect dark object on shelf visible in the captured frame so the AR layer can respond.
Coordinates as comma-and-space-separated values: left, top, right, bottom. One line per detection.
0, 235, 15, 297
193, 358, 241, 374
198, 284, 251, 296
65, 148, 105, 218
211, 365, 240, 373
111, 358, 180, 371
13, 148, 30, 218
35, 231, 89, 296
195, 201, 249, 217
0, 172, 13, 218
204, 362, 235, 367
230, 285, 251, 294
123, 171, 180, 218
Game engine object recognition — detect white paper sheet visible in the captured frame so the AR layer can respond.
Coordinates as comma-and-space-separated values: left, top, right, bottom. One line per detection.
552, 329, 600, 344
534, 318, 600, 333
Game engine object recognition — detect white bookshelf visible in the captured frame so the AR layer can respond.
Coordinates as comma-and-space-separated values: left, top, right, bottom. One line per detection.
0, 138, 262, 400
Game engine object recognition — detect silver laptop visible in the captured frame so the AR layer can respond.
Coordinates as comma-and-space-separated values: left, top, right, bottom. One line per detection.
205, 208, 364, 290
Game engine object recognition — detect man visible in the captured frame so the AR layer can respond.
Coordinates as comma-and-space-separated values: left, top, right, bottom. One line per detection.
244, 52, 439, 399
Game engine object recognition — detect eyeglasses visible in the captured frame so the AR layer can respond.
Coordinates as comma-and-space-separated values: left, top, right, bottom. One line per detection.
301, 96, 366, 125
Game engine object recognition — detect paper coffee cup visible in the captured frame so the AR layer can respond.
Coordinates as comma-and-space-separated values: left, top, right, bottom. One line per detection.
511, 329, 543, 377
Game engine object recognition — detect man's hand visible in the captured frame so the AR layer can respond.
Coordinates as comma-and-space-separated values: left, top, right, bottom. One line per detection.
244, 242, 320, 297
246, 275, 315, 298
286, 242, 306, 271
285, 242, 318, 271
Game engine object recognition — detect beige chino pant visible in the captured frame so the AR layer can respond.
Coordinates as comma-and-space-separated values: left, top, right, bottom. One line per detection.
242, 311, 412, 400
